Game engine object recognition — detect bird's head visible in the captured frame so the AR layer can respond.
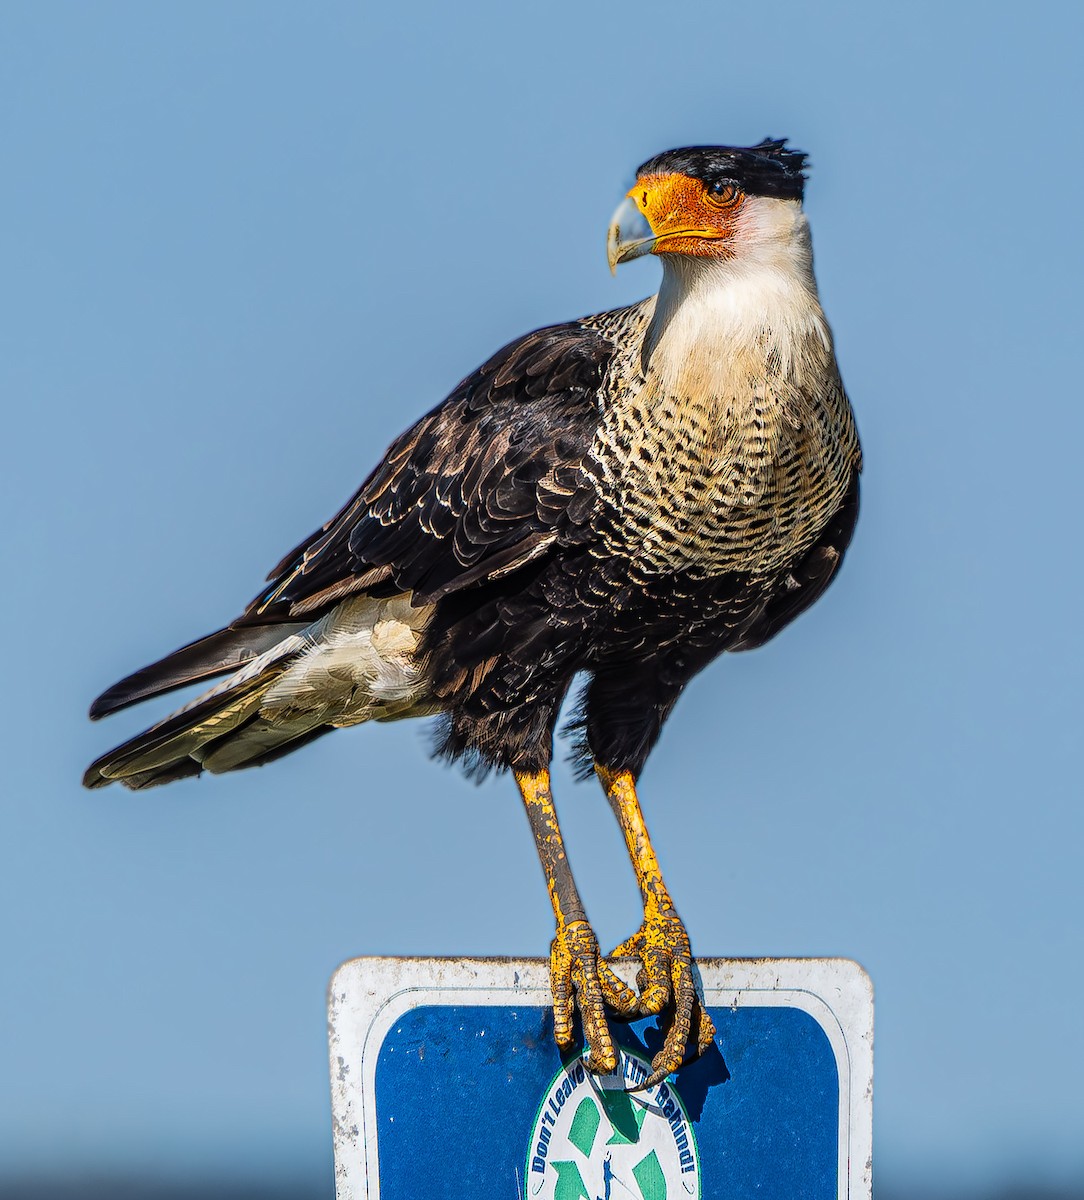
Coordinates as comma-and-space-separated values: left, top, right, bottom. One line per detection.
607, 139, 808, 273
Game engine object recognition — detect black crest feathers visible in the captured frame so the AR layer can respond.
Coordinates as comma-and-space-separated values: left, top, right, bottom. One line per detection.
636, 138, 808, 201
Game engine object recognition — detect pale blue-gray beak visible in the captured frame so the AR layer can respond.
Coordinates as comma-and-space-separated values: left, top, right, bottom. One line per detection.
606, 195, 656, 274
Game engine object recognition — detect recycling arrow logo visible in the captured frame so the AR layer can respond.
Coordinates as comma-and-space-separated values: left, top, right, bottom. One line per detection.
524, 1051, 700, 1199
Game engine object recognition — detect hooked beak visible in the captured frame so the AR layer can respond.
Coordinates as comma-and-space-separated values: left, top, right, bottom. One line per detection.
606, 195, 656, 274
607, 171, 735, 274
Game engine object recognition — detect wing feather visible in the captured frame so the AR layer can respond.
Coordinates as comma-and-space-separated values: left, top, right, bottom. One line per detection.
245, 321, 613, 621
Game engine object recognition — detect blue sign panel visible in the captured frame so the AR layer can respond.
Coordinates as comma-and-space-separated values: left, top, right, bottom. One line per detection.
328, 958, 872, 1200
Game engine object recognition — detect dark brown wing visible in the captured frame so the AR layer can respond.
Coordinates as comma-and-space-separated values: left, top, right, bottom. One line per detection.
246, 320, 614, 621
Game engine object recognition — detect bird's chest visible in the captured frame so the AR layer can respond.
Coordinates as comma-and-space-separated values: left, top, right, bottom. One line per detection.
590, 348, 852, 579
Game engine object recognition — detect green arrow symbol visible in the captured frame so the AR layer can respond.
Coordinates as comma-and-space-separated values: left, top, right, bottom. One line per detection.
601, 1089, 649, 1146
567, 1097, 601, 1157
552, 1159, 590, 1200
632, 1149, 667, 1200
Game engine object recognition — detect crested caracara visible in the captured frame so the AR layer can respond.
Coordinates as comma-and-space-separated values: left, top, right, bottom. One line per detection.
86, 139, 861, 1085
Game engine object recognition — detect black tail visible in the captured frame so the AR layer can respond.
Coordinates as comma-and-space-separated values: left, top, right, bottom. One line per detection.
89, 622, 308, 720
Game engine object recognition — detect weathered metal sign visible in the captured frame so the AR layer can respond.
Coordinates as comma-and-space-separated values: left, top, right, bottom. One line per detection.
328, 957, 872, 1200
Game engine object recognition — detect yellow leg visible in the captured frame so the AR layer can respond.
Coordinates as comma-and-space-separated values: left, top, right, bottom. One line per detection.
515, 768, 638, 1073
597, 766, 716, 1086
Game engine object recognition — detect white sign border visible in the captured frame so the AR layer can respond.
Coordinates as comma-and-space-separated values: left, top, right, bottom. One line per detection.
328, 957, 873, 1200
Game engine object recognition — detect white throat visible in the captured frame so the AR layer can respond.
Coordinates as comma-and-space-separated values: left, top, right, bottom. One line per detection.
642, 203, 831, 387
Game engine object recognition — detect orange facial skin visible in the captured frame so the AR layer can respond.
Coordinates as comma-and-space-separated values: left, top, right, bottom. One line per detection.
631, 172, 744, 258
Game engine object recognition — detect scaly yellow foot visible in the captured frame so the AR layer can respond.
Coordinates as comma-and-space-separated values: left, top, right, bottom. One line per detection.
610, 896, 716, 1087
551, 916, 638, 1073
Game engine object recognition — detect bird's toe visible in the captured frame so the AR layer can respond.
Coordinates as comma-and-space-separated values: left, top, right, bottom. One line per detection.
549, 918, 633, 1073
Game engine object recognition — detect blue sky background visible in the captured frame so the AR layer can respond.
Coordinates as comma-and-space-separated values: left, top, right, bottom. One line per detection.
2, 0, 1082, 1192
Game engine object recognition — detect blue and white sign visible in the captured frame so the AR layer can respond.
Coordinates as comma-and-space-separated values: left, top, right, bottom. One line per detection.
328, 958, 873, 1200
